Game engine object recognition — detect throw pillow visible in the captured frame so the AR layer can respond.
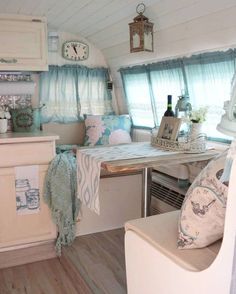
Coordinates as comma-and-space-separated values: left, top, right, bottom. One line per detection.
83, 114, 132, 146
177, 150, 228, 249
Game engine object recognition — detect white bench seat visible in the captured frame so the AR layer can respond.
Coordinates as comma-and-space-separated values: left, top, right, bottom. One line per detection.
125, 210, 221, 271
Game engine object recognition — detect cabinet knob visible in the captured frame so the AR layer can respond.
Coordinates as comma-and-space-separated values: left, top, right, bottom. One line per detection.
0, 58, 17, 63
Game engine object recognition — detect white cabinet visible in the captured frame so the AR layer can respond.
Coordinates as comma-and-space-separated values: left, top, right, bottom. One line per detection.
0, 15, 48, 71
0, 165, 56, 249
0, 133, 59, 250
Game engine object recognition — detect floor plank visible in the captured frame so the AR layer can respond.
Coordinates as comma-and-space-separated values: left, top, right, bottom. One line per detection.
60, 228, 127, 294
0, 258, 78, 294
0, 229, 127, 294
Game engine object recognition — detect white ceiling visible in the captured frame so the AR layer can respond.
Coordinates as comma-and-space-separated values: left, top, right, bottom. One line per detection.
0, 0, 159, 50
0, 0, 236, 55
2, 0, 236, 113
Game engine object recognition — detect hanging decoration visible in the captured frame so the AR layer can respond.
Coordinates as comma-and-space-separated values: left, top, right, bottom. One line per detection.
129, 3, 154, 53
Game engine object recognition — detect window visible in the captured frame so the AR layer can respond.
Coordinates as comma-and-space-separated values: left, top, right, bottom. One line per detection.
121, 68, 154, 128
149, 61, 185, 125
120, 49, 236, 141
184, 57, 235, 140
39, 65, 113, 123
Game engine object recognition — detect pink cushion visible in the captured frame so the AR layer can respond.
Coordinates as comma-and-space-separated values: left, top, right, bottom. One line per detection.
83, 114, 132, 146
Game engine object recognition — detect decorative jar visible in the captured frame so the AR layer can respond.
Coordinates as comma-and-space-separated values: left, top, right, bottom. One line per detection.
189, 122, 203, 140
0, 118, 8, 133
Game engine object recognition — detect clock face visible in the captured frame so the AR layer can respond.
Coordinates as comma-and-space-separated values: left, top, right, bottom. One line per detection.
62, 41, 89, 61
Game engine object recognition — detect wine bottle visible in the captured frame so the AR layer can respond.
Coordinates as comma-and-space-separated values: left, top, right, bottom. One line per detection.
164, 95, 175, 117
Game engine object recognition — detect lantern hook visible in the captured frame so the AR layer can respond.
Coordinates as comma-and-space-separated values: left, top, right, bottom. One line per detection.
136, 3, 146, 15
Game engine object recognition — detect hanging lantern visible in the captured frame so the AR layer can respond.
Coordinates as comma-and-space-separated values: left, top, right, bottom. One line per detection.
129, 3, 154, 53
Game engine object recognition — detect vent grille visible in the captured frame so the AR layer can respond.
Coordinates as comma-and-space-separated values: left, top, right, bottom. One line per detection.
151, 196, 177, 214
151, 171, 189, 215
151, 181, 185, 210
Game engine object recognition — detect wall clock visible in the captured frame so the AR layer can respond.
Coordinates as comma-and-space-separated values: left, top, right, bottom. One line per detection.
62, 41, 89, 61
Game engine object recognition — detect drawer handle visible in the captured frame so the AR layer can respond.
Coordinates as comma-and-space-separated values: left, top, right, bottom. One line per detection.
0, 58, 17, 63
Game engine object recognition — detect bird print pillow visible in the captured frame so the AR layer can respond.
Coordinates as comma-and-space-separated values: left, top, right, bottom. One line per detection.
178, 150, 228, 249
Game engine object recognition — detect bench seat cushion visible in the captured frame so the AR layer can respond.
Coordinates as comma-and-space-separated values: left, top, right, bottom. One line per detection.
125, 211, 221, 271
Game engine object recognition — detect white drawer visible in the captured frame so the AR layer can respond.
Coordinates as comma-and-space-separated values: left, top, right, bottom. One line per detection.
0, 142, 55, 167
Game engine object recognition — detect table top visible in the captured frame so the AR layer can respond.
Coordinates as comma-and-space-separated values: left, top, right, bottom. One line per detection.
102, 149, 219, 172
76, 142, 221, 215
79, 142, 220, 173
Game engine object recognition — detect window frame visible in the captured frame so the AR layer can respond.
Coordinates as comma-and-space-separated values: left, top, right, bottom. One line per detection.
120, 49, 236, 143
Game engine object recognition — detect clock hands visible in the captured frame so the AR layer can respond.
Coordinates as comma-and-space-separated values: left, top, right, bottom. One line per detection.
72, 45, 77, 55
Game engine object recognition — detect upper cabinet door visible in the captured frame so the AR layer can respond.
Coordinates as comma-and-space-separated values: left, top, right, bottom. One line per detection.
0, 15, 48, 71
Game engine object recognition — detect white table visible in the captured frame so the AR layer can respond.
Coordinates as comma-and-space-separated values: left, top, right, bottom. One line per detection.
78, 142, 219, 217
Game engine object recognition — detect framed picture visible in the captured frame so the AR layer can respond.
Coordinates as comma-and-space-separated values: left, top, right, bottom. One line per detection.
157, 117, 182, 141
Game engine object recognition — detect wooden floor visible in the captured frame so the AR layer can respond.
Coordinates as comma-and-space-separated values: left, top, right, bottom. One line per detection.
0, 229, 127, 294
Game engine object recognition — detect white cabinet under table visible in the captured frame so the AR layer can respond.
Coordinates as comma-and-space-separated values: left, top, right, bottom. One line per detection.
0, 132, 58, 252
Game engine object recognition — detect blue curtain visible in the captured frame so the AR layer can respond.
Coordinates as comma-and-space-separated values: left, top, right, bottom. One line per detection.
120, 49, 236, 140
149, 60, 185, 125
183, 51, 236, 139
39, 65, 113, 123
120, 66, 155, 128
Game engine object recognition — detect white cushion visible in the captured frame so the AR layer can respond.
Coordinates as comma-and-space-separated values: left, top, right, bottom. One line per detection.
178, 150, 228, 249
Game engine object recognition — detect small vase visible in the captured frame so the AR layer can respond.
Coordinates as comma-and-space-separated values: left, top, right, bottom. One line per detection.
189, 122, 202, 140
0, 119, 8, 133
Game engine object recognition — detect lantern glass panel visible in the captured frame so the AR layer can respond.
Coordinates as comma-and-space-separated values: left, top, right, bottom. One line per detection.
133, 32, 140, 48
144, 26, 153, 51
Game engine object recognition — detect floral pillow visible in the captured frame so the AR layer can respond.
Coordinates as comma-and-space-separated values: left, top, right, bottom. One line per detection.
83, 114, 132, 146
177, 150, 228, 249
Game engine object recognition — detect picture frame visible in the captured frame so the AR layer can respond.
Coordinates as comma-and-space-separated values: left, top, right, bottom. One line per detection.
157, 117, 182, 141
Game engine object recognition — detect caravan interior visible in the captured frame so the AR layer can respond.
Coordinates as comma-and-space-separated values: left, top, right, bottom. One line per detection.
0, 1, 235, 293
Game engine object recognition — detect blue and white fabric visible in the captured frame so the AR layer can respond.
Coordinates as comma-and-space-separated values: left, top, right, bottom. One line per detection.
77, 142, 177, 214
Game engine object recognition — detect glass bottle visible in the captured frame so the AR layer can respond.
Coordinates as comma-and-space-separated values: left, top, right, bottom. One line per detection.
164, 95, 175, 117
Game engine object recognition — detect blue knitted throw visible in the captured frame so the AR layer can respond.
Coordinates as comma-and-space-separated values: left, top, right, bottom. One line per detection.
44, 153, 80, 255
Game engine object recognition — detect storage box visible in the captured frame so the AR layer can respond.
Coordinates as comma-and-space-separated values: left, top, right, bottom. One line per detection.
11, 107, 41, 132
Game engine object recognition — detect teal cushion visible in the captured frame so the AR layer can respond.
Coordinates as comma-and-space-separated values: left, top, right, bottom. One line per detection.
83, 114, 132, 146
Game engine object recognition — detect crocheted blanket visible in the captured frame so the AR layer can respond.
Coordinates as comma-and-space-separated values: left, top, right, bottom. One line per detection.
44, 153, 80, 255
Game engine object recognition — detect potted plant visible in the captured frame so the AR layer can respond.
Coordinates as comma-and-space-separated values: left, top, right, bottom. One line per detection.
0, 106, 11, 133
190, 107, 208, 123
189, 107, 208, 139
